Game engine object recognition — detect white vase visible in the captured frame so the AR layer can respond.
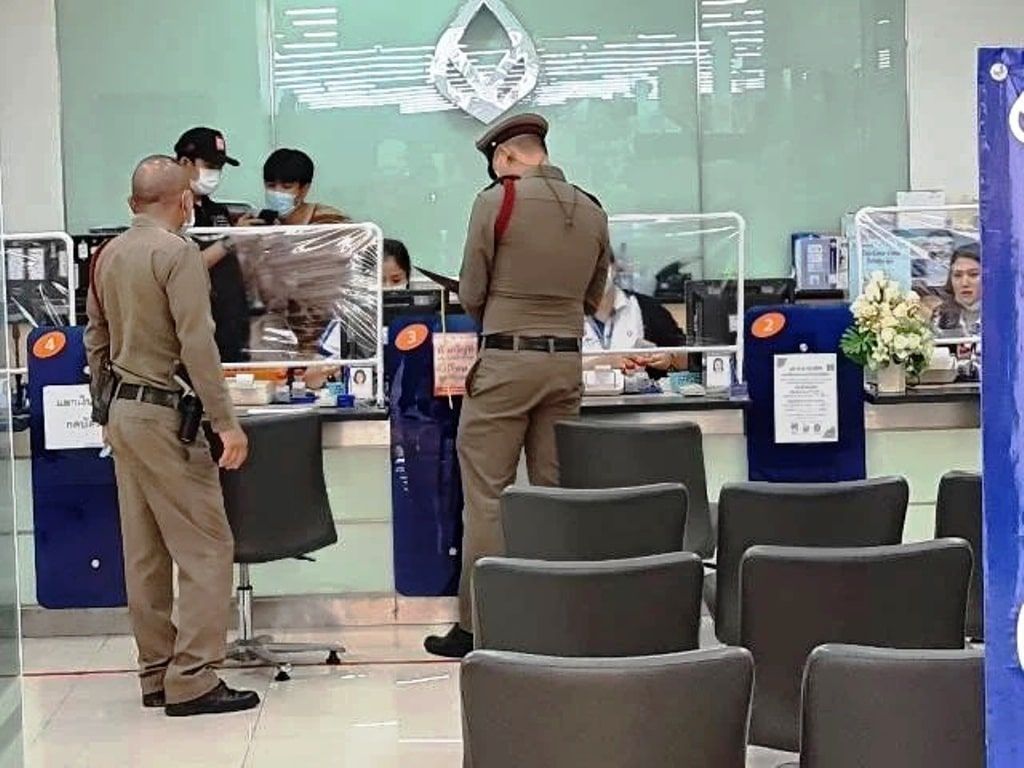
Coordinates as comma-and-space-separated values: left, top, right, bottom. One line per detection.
875, 364, 906, 394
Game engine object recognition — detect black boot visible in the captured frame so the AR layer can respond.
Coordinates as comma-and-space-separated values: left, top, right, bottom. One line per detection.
424, 624, 474, 659
165, 681, 260, 717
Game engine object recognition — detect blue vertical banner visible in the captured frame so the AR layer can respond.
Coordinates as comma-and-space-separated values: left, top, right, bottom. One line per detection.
978, 47, 1024, 765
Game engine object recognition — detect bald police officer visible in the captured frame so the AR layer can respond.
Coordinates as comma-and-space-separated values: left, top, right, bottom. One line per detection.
424, 114, 611, 658
85, 155, 258, 716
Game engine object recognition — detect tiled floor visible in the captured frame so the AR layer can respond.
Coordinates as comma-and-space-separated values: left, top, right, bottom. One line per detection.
18, 622, 797, 767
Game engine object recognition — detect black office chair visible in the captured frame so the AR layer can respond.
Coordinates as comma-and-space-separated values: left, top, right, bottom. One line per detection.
500, 483, 687, 561
740, 540, 971, 753
473, 552, 704, 657
935, 471, 983, 641
215, 410, 343, 681
801, 644, 984, 768
461, 648, 754, 768
708, 477, 908, 645
555, 420, 714, 557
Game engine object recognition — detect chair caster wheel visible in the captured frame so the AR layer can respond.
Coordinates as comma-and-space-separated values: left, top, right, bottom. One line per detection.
326, 651, 341, 666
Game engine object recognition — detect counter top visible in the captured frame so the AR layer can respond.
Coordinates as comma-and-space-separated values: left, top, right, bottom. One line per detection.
240, 404, 389, 422
865, 382, 979, 406
581, 392, 749, 415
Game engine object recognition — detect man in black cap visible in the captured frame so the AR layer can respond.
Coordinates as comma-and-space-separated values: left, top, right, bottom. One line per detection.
173, 127, 250, 363
424, 113, 611, 658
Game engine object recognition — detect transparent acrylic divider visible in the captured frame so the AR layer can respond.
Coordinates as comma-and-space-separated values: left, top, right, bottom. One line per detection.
853, 204, 981, 347
190, 223, 385, 406
603, 212, 746, 379
0, 233, 77, 328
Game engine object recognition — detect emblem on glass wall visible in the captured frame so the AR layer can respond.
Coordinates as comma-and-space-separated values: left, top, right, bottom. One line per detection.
430, 0, 540, 124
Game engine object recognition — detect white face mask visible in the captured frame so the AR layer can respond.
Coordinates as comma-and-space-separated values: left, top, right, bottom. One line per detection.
265, 189, 298, 217
190, 168, 222, 197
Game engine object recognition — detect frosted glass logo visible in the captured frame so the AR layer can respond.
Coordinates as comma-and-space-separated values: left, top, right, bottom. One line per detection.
1011, 91, 1024, 145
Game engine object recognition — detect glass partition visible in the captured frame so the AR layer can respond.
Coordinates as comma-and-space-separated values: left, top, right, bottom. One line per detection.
0, 134, 25, 767
854, 204, 981, 383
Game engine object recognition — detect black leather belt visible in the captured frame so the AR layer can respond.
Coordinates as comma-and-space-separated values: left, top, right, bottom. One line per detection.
116, 383, 180, 409
483, 334, 580, 353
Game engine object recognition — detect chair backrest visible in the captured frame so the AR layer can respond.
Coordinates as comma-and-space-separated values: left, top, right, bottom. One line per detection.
713, 476, 908, 644
801, 644, 984, 768
740, 539, 971, 752
217, 411, 336, 563
473, 552, 704, 657
935, 471, 983, 640
461, 648, 754, 768
555, 420, 713, 557
500, 483, 687, 561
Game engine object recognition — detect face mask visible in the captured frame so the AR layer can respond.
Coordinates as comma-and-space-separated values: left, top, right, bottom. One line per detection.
265, 189, 298, 217
190, 168, 222, 197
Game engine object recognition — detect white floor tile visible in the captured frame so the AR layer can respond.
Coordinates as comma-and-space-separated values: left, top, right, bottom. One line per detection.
18, 627, 789, 767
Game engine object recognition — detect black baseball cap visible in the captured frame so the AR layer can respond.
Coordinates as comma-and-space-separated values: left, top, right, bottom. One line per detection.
173, 127, 240, 167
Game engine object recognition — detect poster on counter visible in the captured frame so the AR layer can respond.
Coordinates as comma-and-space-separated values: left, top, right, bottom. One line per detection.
978, 46, 1024, 764
433, 332, 478, 397
772, 353, 838, 444
42, 384, 104, 450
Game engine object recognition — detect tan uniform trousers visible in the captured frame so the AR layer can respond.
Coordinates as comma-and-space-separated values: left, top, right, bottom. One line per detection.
456, 347, 583, 629
105, 398, 234, 704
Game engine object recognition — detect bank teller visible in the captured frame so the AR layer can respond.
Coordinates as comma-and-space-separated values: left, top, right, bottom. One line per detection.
933, 244, 981, 336
382, 238, 412, 290
583, 256, 686, 377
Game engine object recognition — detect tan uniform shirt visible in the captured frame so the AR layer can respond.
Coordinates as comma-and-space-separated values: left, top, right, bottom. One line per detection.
459, 165, 611, 337
84, 215, 239, 433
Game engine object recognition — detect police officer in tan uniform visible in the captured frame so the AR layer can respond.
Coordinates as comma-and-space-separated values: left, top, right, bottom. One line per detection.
425, 114, 611, 658
85, 155, 259, 716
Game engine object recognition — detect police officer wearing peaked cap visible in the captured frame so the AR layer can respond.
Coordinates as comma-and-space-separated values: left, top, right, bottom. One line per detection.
424, 113, 612, 658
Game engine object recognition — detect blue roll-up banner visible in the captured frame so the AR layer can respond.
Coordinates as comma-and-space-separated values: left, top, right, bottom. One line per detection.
979, 47, 1024, 764
386, 313, 477, 596
27, 326, 126, 608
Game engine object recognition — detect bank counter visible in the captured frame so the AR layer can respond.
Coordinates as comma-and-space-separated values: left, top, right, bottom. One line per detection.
14, 345, 980, 636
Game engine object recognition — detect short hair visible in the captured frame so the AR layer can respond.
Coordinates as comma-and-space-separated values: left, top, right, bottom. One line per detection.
502, 133, 547, 156
264, 148, 315, 185
383, 238, 411, 277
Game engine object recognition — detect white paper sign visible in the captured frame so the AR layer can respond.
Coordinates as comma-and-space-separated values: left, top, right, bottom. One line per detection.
43, 385, 104, 450
773, 353, 839, 444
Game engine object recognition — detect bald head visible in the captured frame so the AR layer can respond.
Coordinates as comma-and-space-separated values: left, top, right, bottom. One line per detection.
493, 134, 548, 178
129, 155, 193, 229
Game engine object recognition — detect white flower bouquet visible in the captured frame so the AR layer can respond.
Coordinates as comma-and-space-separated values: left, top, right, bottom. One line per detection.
840, 272, 934, 379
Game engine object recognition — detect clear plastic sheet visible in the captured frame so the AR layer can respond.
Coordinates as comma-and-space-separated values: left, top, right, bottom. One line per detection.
191, 223, 383, 365
853, 205, 980, 341
1, 233, 76, 328
606, 213, 755, 350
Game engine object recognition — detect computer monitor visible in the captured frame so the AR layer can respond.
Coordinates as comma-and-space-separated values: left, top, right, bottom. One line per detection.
685, 278, 796, 346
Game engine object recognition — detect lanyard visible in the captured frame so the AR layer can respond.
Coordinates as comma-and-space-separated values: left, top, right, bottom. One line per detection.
588, 315, 616, 350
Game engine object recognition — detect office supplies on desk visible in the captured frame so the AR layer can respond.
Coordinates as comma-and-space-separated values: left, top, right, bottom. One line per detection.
583, 367, 625, 396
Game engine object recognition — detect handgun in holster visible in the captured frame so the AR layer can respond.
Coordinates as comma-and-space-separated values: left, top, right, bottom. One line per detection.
172, 365, 204, 445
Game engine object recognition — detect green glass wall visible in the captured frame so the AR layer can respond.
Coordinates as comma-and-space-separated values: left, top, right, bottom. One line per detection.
56, 0, 907, 278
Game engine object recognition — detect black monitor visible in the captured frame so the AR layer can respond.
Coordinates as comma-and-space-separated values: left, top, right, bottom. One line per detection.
685, 278, 796, 345
382, 288, 464, 327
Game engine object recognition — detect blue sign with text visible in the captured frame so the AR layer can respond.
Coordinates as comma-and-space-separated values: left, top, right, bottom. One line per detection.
978, 47, 1024, 765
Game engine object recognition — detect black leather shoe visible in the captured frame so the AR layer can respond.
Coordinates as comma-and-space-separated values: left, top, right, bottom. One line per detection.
165, 681, 260, 717
424, 624, 474, 658
142, 691, 165, 708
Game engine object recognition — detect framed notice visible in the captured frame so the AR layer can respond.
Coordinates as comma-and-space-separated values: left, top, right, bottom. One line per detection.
42, 384, 104, 450
772, 353, 838, 444
433, 332, 478, 397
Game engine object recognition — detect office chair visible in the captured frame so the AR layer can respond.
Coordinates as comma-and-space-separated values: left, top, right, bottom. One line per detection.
800, 644, 984, 768
214, 410, 343, 681
708, 476, 908, 644
740, 540, 971, 752
500, 483, 687, 561
473, 552, 704, 657
935, 471, 983, 641
555, 420, 715, 557
461, 648, 753, 768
